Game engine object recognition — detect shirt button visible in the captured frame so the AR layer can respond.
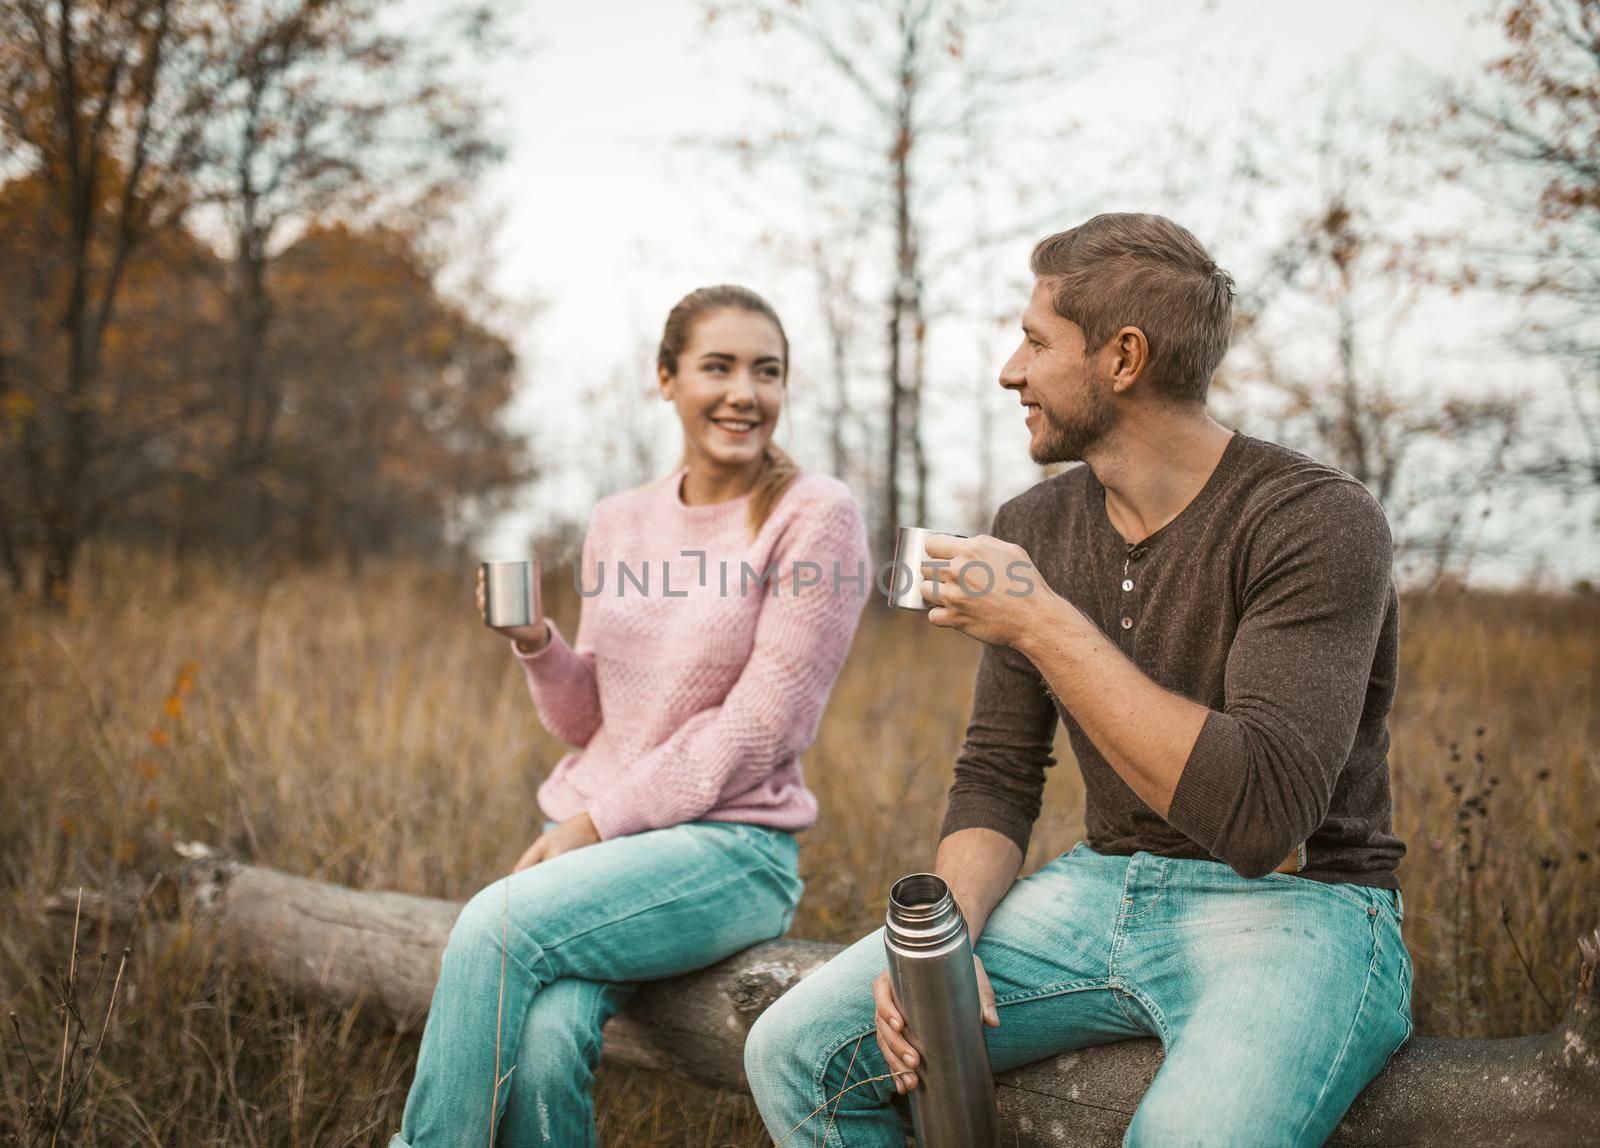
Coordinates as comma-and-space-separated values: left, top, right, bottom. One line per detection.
1121, 579, 1134, 592
1120, 616, 1133, 630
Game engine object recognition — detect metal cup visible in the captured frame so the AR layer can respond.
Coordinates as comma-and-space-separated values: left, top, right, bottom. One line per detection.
887, 526, 969, 611
481, 559, 542, 628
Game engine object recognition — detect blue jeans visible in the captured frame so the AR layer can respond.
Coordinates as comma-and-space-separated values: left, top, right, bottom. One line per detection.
745, 843, 1413, 1147
393, 818, 803, 1147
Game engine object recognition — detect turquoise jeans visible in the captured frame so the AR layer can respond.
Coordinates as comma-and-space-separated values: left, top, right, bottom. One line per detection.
745, 842, 1413, 1147
393, 818, 802, 1147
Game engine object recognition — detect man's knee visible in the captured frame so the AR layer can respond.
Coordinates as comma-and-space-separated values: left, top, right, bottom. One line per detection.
753, 997, 895, 1110
1124, 1086, 1200, 1148
1123, 1066, 1312, 1148
744, 989, 813, 1095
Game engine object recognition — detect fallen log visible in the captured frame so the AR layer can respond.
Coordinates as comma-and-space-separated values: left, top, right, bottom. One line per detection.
44, 846, 1600, 1146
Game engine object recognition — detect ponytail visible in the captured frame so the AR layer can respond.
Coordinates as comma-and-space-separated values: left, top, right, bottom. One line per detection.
748, 442, 800, 537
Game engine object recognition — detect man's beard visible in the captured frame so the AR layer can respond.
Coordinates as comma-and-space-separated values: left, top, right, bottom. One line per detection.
1029, 392, 1117, 465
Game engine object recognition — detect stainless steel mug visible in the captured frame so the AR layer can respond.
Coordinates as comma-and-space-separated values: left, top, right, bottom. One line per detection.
887, 527, 969, 611
883, 872, 1000, 1148
481, 559, 542, 628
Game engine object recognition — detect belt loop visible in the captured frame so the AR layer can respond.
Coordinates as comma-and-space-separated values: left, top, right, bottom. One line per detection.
1393, 888, 1404, 921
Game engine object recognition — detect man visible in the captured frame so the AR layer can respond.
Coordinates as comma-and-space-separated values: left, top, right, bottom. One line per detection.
743, 212, 1412, 1147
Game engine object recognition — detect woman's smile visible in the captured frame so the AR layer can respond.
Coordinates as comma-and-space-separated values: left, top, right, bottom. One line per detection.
711, 415, 761, 437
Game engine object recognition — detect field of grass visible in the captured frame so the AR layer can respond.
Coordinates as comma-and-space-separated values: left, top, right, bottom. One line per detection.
2, 547, 1596, 1145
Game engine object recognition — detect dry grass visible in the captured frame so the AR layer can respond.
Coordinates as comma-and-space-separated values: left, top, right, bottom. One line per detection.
1, 548, 1596, 1144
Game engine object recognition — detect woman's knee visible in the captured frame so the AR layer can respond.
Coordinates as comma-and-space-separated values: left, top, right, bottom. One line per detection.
442, 879, 542, 976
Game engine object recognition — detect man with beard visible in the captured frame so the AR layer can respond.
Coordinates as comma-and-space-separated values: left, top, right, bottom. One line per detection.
743, 212, 1413, 1147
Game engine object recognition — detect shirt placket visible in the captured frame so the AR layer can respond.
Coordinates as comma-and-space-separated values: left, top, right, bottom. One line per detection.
1116, 541, 1148, 650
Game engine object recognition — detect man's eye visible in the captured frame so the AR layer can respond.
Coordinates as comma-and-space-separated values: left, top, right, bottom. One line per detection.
706, 363, 727, 373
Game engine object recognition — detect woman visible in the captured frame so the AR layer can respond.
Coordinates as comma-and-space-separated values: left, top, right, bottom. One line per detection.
392, 285, 872, 1147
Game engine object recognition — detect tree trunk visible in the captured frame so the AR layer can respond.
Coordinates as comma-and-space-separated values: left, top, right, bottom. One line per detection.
909, 272, 928, 527
231, 235, 277, 549
47, 851, 1600, 1147
39, 523, 78, 608
0, 487, 24, 594
884, 257, 904, 562
0, 348, 27, 594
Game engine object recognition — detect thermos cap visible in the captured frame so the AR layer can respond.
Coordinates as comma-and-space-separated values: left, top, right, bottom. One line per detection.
885, 872, 968, 954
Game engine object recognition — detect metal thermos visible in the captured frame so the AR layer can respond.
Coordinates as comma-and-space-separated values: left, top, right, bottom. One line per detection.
481, 559, 541, 628
883, 872, 1000, 1148
887, 527, 969, 611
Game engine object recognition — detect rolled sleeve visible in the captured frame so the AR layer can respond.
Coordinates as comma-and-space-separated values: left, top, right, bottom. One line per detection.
1166, 478, 1396, 878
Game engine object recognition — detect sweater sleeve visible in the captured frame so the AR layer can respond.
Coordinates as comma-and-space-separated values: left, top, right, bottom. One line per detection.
513, 511, 604, 748
582, 492, 871, 840
937, 499, 1060, 859
1165, 477, 1396, 878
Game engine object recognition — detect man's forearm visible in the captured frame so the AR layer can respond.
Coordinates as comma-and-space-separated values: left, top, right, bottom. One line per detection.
1013, 595, 1207, 819
934, 826, 1024, 941
1011, 596, 1306, 874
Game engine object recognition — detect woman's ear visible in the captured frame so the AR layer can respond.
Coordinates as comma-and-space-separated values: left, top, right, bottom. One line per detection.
657, 362, 674, 400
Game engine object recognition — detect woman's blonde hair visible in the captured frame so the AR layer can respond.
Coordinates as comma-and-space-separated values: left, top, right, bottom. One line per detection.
658, 285, 800, 536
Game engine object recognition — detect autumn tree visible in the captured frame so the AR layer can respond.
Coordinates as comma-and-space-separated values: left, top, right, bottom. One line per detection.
0, 0, 523, 598
1226, 98, 1523, 585
1435, 0, 1600, 495
0, 0, 213, 603
703, 0, 1100, 556
188, 0, 504, 546
250, 223, 527, 565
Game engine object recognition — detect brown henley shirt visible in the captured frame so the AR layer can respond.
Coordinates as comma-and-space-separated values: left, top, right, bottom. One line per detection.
938, 430, 1406, 889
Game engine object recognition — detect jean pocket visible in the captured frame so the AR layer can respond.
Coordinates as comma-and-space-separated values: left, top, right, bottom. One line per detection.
726, 822, 800, 871
1260, 872, 1374, 915
1382, 914, 1414, 1043
1386, 887, 1405, 924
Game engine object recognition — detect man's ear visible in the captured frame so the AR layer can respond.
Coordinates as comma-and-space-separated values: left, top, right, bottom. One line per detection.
1107, 326, 1150, 396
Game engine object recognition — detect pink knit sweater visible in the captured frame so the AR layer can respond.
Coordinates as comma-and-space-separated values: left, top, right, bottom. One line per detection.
514, 467, 871, 840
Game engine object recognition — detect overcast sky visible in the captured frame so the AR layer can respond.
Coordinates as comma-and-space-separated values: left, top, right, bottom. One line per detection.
453, 0, 1596, 587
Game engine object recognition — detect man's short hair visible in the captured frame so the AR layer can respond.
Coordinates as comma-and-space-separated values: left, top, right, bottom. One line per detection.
1029, 213, 1235, 403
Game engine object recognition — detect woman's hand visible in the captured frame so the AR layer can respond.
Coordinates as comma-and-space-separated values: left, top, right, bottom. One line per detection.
476, 564, 550, 652
872, 954, 999, 1094
512, 812, 602, 873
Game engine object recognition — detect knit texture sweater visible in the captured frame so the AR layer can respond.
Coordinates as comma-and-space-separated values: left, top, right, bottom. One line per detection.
515, 468, 871, 841
938, 431, 1407, 888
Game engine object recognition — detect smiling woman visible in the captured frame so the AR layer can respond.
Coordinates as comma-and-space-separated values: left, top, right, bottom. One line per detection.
390, 284, 872, 1148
